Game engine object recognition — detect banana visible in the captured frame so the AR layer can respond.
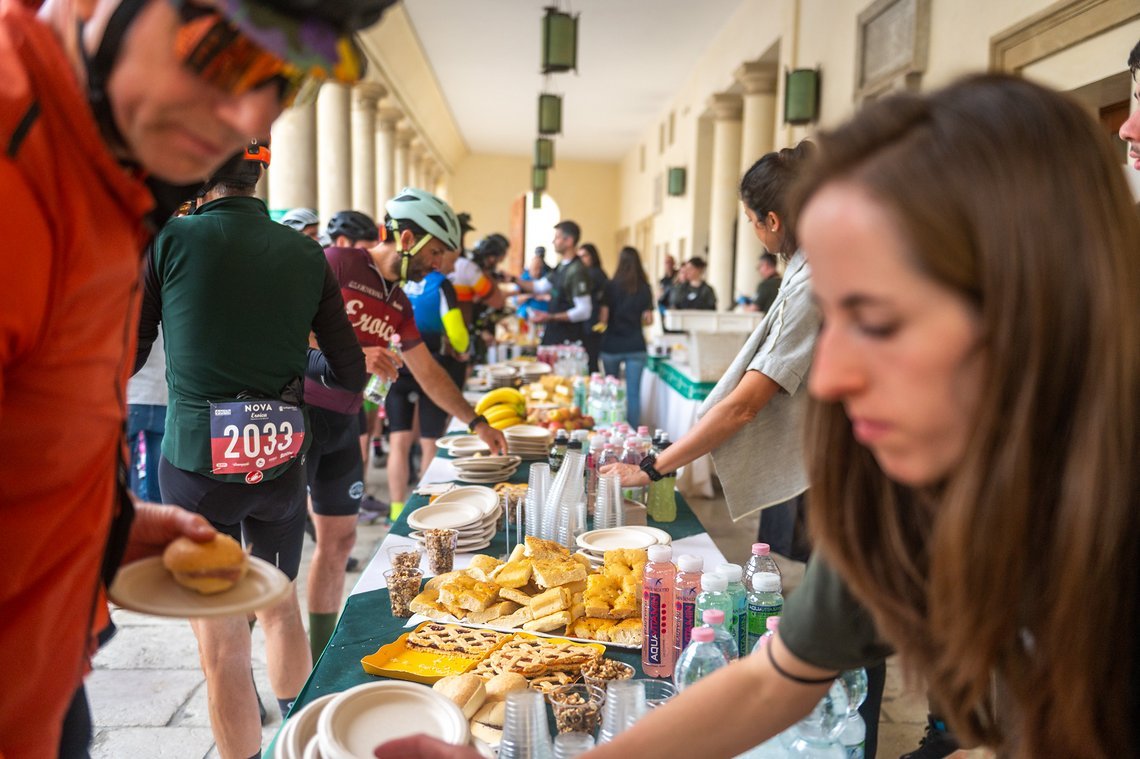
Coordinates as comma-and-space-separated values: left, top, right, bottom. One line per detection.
484, 403, 524, 424
475, 387, 525, 415
489, 416, 522, 431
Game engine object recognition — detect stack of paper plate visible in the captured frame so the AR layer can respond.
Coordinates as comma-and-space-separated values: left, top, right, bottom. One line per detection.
508, 360, 552, 383
317, 681, 469, 759
450, 455, 521, 484
504, 424, 553, 459
574, 525, 673, 565
408, 487, 500, 552
441, 435, 491, 458
276, 694, 338, 759
485, 365, 518, 389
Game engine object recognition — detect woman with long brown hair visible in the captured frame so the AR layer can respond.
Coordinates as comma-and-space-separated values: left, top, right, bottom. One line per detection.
598, 246, 654, 426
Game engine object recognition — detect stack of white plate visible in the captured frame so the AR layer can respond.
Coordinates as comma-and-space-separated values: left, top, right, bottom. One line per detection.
450, 455, 521, 483
485, 364, 518, 389
503, 424, 553, 459
574, 525, 673, 566
507, 360, 552, 383
438, 435, 491, 458
275, 694, 337, 759
311, 681, 470, 758
408, 486, 500, 552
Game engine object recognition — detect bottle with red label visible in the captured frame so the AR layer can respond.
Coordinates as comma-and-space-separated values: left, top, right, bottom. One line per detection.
672, 554, 704, 661
641, 544, 676, 678
364, 335, 401, 404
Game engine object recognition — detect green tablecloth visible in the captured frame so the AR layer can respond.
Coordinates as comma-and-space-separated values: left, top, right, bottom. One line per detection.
290, 458, 703, 714
646, 356, 717, 401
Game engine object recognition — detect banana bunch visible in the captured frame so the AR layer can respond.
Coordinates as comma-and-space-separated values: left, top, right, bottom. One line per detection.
474, 387, 527, 430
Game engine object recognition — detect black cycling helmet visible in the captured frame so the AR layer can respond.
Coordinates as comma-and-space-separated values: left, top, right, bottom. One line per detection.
473, 233, 509, 264
327, 211, 380, 244
198, 138, 270, 195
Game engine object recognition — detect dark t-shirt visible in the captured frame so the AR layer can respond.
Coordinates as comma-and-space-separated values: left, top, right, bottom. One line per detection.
600, 280, 652, 354
780, 555, 893, 671
584, 266, 607, 327
304, 246, 423, 414
542, 258, 591, 345
667, 280, 717, 310
753, 274, 782, 314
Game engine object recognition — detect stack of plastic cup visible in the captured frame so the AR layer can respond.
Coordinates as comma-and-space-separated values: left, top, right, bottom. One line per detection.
498, 690, 555, 759
594, 474, 621, 530
553, 732, 596, 758
526, 463, 551, 539
597, 679, 647, 744
555, 452, 586, 549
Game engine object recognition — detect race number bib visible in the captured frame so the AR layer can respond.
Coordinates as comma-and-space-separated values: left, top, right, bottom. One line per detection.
209, 400, 305, 479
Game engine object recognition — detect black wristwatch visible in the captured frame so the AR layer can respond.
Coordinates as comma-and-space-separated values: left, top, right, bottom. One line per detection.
639, 453, 665, 482
468, 414, 488, 433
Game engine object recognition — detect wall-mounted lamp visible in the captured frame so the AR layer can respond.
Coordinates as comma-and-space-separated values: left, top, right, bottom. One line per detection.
667, 167, 687, 197
541, 7, 578, 74
784, 68, 820, 125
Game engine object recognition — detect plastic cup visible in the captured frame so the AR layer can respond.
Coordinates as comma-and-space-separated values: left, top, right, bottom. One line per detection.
594, 474, 620, 530
384, 568, 422, 618
526, 464, 552, 539
422, 528, 458, 574
386, 545, 422, 572
597, 679, 646, 744
635, 678, 677, 708
580, 659, 635, 692
498, 690, 554, 759
546, 683, 604, 735
553, 731, 596, 758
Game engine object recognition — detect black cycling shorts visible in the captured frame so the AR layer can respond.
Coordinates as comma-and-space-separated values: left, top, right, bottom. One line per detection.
305, 405, 364, 517
384, 355, 467, 438
158, 455, 306, 580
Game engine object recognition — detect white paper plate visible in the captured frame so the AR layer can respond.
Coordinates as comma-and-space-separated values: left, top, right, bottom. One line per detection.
430, 486, 500, 516
573, 550, 605, 565
451, 455, 522, 470
303, 734, 323, 759
456, 472, 519, 485
108, 555, 290, 619
409, 528, 494, 548
576, 527, 657, 552
625, 525, 673, 545
407, 502, 484, 531
504, 424, 552, 440
318, 681, 469, 758
281, 694, 338, 759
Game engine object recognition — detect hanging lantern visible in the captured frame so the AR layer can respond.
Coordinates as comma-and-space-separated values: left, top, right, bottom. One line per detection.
538, 93, 562, 135
535, 138, 555, 169
532, 192, 543, 210
532, 166, 548, 193
541, 7, 578, 74
784, 68, 821, 125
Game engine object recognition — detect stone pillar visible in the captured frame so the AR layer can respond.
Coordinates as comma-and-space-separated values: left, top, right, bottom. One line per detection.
734, 62, 779, 301
394, 128, 414, 190
706, 93, 743, 310
409, 140, 425, 189
267, 99, 317, 211
351, 83, 384, 219
316, 81, 352, 222
375, 104, 401, 212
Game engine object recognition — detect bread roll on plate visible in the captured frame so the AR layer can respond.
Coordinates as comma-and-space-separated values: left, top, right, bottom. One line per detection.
432, 674, 487, 719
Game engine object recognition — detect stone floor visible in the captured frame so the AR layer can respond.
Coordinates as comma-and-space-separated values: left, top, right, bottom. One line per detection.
89, 463, 986, 758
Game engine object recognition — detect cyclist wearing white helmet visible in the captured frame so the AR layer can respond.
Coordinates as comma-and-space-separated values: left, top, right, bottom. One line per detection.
281, 207, 321, 241
301, 188, 507, 661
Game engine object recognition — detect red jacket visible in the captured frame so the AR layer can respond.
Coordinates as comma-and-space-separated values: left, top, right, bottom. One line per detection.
0, 1, 153, 755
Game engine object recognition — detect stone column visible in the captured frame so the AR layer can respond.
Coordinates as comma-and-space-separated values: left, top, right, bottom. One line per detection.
706, 93, 743, 310
316, 81, 352, 222
394, 127, 414, 191
734, 62, 779, 301
267, 99, 317, 211
375, 103, 401, 212
408, 140, 425, 189
351, 83, 385, 218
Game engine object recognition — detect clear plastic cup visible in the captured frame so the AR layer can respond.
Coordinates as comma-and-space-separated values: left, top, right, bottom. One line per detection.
553, 731, 596, 758
386, 545, 422, 572
597, 679, 647, 744
422, 528, 458, 574
594, 474, 621, 530
546, 683, 604, 735
635, 678, 677, 708
499, 689, 555, 759
384, 568, 422, 618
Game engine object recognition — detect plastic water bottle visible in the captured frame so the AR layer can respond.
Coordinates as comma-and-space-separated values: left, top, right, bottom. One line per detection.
837, 669, 868, 758
716, 563, 749, 657
743, 543, 782, 596
673, 626, 728, 692
786, 681, 848, 757
620, 436, 646, 504
646, 439, 677, 523
363, 336, 401, 403
752, 616, 780, 653
672, 554, 703, 658
641, 545, 676, 677
586, 435, 605, 508
694, 573, 733, 643
746, 573, 784, 652
700, 609, 739, 663
549, 430, 569, 474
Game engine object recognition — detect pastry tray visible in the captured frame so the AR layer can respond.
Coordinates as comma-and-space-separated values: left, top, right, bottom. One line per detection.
403, 614, 640, 650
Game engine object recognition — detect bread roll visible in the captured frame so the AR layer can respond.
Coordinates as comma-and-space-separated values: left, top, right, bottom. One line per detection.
484, 672, 528, 701
162, 534, 248, 595
469, 721, 503, 746
471, 699, 506, 728
432, 674, 487, 719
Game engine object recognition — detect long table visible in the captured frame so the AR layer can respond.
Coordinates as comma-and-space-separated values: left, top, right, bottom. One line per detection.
283, 442, 727, 724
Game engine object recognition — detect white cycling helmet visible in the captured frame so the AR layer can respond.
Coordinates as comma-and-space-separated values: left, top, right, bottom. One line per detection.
385, 187, 462, 252
280, 207, 320, 231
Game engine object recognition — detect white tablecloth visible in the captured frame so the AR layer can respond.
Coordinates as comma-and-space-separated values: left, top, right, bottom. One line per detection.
639, 369, 716, 499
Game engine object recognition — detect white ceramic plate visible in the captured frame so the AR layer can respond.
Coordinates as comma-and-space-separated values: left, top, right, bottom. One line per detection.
318, 681, 469, 759
407, 502, 484, 531
430, 486, 499, 516
281, 694, 338, 759
108, 555, 290, 619
576, 527, 657, 552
